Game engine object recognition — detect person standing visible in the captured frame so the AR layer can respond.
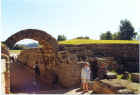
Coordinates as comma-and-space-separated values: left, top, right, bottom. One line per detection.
89, 58, 98, 80
34, 64, 40, 77
33, 63, 40, 90
81, 62, 91, 92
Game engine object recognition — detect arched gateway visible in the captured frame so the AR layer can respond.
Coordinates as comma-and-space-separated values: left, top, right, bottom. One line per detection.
3, 29, 82, 90
5, 29, 58, 50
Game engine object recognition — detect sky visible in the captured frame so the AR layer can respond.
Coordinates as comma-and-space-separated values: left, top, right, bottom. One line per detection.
1, 0, 140, 44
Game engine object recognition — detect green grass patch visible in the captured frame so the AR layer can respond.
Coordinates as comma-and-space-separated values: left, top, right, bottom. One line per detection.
109, 70, 117, 74
117, 73, 132, 81
9, 50, 22, 54
128, 73, 132, 81
117, 74, 123, 79
59, 39, 139, 45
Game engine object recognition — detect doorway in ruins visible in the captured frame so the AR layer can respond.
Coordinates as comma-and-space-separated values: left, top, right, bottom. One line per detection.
5, 29, 60, 93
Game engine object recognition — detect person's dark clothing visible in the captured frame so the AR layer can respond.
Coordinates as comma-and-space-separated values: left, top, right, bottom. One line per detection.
34, 65, 40, 76
90, 62, 98, 80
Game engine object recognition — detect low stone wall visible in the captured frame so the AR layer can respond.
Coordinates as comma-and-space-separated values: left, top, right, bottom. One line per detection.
59, 44, 139, 72
59, 44, 139, 60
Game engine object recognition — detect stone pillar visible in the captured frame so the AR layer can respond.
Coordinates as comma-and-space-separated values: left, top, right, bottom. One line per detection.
1, 57, 10, 94
5, 60, 10, 94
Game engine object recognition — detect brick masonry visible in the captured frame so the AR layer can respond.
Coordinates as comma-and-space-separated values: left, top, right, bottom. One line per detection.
59, 44, 139, 72
17, 43, 139, 88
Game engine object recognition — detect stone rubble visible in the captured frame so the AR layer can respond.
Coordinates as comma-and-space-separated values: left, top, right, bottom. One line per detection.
131, 73, 140, 83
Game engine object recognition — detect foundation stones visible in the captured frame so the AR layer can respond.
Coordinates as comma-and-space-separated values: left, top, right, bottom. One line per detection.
131, 73, 140, 83
106, 72, 117, 79
91, 79, 140, 94
122, 72, 129, 79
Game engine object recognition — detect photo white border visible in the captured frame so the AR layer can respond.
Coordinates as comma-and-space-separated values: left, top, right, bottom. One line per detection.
0, 0, 140, 95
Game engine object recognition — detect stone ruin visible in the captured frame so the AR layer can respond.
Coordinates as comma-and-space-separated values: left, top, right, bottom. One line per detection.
5, 29, 58, 50
5, 29, 83, 88
2, 29, 140, 94
17, 48, 81, 88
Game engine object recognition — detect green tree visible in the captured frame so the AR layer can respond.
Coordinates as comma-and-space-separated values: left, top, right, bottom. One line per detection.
119, 19, 137, 40
12, 44, 29, 50
76, 36, 90, 39
1, 41, 6, 45
57, 35, 67, 41
85, 36, 90, 39
112, 32, 120, 40
100, 33, 106, 40
100, 31, 113, 40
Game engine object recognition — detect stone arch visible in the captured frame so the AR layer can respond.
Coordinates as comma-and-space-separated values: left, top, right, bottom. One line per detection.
5, 29, 58, 50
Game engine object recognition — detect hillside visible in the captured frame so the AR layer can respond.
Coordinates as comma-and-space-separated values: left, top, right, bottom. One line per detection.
23, 43, 39, 48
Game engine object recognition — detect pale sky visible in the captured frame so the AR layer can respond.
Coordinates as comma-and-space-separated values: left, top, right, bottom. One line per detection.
1, 0, 140, 44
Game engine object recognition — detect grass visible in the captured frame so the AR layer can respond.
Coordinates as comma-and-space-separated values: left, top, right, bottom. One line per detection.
117, 74, 123, 79
59, 39, 139, 45
9, 50, 22, 54
128, 73, 132, 81
117, 73, 132, 81
109, 70, 132, 81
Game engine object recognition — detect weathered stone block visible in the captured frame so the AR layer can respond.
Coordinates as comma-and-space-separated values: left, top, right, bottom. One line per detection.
106, 72, 117, 79
131, 73, 140, 83
118, 89, 134, 94
91, 79, 140, 94
55, 63, 81, 88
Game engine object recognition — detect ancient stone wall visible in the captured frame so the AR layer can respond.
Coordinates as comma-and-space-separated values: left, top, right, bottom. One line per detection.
54, 63, 82, 88
17, 43, 139, 88
1, 44, 9, 58
5, 29, 83, 88
59, 44, 139, 61
1, 44, 10, 94
59, 44, 139, 72
17, 48, 81, 88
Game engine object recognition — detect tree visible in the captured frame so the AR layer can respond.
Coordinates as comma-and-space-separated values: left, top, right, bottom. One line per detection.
85, 36, 90, 39
100, 33, 106, 40
76, 36, 90, 39
112, 32, 120, 40
106, 31, 113, 40
1, 41, 6, 45
12, 44, 29, 50
119, 19, 137, 40
100, 31, 113, 40
57, 35, 66, 41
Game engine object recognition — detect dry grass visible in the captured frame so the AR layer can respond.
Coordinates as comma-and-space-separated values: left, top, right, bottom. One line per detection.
59, 39, 139, 45
9, 50, 22, 54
